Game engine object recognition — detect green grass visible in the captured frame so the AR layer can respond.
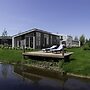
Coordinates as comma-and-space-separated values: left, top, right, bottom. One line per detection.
0, 48, 37, 63
0, 47, 90, 76
63, 47, 90, 76
0, 48, 23, 63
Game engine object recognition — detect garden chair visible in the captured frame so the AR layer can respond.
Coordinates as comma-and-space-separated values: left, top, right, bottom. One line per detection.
51, 44, 64, 53
42, 45, 57, 52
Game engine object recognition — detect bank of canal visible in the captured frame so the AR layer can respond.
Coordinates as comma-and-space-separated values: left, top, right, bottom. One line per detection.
0, 63, 90, 90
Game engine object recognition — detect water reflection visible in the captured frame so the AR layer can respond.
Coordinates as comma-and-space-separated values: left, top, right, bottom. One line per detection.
0, 64, 90, 90
1, 64, 8, 79
0, 64, 13, 79
14, 66, 66, 90
14, 64, 90, 90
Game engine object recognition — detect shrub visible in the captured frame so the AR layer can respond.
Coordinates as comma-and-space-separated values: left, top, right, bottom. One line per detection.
83, 43, 90, 50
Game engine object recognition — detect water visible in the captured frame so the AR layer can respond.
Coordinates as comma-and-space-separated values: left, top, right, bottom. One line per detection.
0, 64, 90, 90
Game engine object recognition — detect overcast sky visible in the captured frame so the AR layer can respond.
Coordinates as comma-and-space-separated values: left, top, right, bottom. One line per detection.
0, 0, 90, 38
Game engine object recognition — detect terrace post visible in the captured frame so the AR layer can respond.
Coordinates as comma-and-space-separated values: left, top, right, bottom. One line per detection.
23, 45, 25, 53
61, 47, 64, 56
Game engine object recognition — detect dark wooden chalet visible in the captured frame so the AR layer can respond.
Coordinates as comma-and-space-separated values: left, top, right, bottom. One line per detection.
12, 28, 60, 49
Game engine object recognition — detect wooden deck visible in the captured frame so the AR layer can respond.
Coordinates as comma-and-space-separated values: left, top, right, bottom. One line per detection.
22, 51, 73, 61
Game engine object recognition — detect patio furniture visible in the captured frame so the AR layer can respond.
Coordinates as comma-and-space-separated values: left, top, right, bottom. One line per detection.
51, 44, 64, 53
42, 45, 57, 52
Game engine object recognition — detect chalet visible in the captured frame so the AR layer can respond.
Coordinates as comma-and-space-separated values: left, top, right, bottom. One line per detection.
12, 28, 60, 49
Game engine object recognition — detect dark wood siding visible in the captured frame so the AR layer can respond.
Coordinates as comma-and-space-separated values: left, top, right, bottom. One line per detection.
14, 29, 60, 49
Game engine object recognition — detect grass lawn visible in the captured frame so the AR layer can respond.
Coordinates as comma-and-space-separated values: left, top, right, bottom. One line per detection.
0, 47, 90, 76
0, 48, 23, 63
63, 47, 90, 76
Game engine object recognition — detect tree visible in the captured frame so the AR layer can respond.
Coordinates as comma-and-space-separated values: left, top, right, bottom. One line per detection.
88, 38, 90, 42
85, 38, 89, 43
79, 34, 85, 46
1, 28, 8, 45
2, 28, 7, 36
87, 38, 90, 47
85, 38, 90, 45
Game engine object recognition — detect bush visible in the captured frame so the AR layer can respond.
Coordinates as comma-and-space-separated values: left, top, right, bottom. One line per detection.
0, 45, 4, 48
83, 44, 90, 50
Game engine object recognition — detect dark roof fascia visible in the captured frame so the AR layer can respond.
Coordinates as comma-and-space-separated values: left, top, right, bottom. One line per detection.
12, 28, 35, 37
12, 28, 58, 38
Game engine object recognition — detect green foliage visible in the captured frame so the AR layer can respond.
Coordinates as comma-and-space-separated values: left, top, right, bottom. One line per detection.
0, 47, 36, 64
87, 39, 90, 47
2, 29, 7, 36
85, 38, 89, 43
0, 47, 90, 76
83, 43, 90, 50
79, 34, 85, 46
83, 38, 90, 50
58, 60, 64, 69
1, 29, 8, 46
63, 47, 90, 76
0, 48, 22, 63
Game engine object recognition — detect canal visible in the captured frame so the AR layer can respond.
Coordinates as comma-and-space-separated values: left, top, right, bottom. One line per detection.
0, 64, 90, 90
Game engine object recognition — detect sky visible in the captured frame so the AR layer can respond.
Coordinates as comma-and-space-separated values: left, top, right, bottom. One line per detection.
0, 0, 90, 39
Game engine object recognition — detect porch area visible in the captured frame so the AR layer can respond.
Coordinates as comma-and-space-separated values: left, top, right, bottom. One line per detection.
22, 51, 73, 62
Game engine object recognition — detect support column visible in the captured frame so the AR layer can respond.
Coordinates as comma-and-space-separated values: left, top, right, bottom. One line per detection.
20, 40, 23, 49
33, 36, 35, 49
12, 37, 14, 48
24, 39, 26, 48
79, 41, 80, 47
62, 47, 64, 56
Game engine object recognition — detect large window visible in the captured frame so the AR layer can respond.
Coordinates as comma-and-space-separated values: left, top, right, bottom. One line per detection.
44, 34, 49, 46
30, 37, 33, 48
36, 32, 41, 46
26, 37, 29, 47
17, 40, 20, 47
50, 36, 52, 45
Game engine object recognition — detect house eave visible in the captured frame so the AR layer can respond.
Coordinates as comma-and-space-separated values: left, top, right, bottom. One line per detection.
12, 28, 58, 38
